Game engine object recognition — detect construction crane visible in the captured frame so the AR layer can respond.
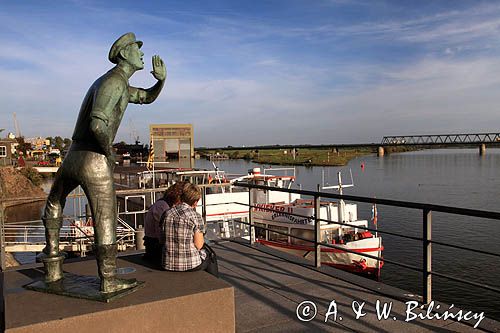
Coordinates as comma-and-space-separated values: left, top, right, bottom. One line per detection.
128, 118, 139, 143
13, 112, 21, 137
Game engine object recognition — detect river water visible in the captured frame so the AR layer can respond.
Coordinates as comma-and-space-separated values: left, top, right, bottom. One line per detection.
197, 148, 500, 320
5, 149, 499, 319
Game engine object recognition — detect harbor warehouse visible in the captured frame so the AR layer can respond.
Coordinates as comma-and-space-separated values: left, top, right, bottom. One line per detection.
149, 124, 194, 168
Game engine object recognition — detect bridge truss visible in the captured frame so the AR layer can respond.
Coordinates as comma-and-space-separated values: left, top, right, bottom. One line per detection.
381, 133, 500, 145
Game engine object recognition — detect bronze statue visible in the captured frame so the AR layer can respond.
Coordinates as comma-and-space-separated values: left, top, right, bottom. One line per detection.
40, 33, 166, 294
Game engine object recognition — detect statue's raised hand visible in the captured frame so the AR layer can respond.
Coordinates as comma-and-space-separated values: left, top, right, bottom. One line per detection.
150, 55, 166, 81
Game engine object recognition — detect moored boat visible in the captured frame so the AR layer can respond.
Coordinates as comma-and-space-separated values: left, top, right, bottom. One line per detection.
251, 171, 383, 278
129, 165, 383, 278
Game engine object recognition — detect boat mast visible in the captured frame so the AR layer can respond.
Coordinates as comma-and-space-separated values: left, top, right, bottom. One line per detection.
337, 172, 345, 223
321, 169, 353, 223
152, 135, 156, 191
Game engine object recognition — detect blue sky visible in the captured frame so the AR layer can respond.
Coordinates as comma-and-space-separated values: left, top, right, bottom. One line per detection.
2, 0, 500, 146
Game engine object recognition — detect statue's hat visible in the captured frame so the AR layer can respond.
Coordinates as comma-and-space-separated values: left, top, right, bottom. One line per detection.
108, 32, 143, 64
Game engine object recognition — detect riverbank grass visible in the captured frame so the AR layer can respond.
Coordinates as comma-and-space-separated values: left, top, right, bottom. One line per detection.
203, 148, 375, 166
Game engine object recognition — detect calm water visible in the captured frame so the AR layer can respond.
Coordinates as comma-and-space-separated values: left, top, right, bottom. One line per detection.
6, 149, 499, 319
197, 148, 500, 320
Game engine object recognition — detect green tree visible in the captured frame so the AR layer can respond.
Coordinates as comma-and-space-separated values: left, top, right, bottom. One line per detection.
15, 136, 32, 155
19, 166, 43, 186
63, 138, 72, 151
54, 136, 64, 150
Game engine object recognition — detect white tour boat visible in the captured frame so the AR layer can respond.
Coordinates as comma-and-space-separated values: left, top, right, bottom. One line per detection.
251, 171, 383, 278
135, 165, 383, 278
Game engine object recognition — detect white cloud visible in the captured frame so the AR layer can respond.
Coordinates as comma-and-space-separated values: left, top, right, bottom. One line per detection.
119, 55, 500, 146
3, 2, 500, 147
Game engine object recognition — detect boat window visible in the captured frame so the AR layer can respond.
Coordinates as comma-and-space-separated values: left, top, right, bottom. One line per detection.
290, 228, 314, 245
254, 222, 266, 240
268, 225, 288, 243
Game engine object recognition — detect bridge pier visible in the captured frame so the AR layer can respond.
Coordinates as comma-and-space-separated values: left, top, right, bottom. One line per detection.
479, 144, 486, 156
377, 146, 385, 157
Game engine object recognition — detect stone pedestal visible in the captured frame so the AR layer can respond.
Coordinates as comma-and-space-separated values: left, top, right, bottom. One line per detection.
2, 254, 235, 332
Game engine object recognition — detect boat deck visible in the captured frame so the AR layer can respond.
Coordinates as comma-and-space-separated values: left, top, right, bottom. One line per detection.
213, 239, 499, 332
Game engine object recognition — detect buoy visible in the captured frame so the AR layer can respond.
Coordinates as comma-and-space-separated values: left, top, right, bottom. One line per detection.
361, 163, 365, 170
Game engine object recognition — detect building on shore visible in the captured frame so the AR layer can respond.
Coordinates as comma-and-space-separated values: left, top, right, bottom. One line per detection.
25, 137, 49, 150
149, 124, 194, 168
0, 138, 17, 166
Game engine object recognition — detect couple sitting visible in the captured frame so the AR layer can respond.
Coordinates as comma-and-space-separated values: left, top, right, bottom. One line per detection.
143, 181, 218, 277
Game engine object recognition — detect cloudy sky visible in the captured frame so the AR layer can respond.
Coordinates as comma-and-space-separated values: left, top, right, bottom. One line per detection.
2, 0, 500, 147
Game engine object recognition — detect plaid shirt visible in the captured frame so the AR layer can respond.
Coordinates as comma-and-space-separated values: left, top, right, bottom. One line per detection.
161, 202, 205, 271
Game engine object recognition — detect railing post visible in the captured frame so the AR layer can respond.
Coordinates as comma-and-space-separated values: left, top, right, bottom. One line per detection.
0, 204, 5, 271
249, 188, 254, 245
423, 209, 432, 304
201, 186, 207, 226
314, 184, 321, 268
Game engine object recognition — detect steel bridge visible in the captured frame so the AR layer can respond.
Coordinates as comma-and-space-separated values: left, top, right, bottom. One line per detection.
381, 132, 500, 145
196, 132, 500, 153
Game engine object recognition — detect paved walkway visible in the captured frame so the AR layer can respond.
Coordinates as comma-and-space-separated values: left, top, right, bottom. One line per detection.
212, 239, 500, 333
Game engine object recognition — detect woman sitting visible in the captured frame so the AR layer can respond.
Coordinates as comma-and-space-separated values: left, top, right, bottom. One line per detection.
143, 181, 186, 262
161, 182, 218, 277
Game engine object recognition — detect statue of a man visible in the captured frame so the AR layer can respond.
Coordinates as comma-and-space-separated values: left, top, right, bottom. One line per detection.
41, 33, 166, 293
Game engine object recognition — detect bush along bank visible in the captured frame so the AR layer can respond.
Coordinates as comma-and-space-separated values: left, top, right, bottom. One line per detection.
0, 166, 46, 200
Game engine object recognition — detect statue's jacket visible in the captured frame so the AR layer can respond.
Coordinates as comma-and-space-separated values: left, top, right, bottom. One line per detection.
71, 67, 130, 155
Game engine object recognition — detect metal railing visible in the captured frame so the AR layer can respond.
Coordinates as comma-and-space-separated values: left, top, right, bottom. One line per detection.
2, 218, 136, 252
233, 181, 500, 304
2, 180, 500, 306
0, 186, 168, 270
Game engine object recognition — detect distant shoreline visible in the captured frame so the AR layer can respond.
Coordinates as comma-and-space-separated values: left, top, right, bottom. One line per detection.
198, 146, 421, 167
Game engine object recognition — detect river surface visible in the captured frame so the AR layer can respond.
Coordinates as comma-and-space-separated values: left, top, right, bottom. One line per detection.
197, 148, 500, 320
5, 149, 499, 320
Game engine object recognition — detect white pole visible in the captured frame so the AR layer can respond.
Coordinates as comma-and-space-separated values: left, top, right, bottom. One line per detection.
337, 172, 344, 223
152, 135, 156, 190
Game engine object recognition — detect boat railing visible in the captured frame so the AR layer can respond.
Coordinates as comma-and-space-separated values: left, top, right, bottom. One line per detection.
0, 184, 236, 268
0, 186, 168, 264
1, 215, 136, 255
263, 167, 296, 178
232, 181, 500, 306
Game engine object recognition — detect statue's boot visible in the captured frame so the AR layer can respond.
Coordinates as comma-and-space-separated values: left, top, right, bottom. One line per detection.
41, 217, 65, 283
41, 255, 65, 283
42, 217, 63, 257
96, 244, 138, 293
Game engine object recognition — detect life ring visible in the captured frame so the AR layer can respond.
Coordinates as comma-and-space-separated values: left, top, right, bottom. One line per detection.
352, 258, 367, 270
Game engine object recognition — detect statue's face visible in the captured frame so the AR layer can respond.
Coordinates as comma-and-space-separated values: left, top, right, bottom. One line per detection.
125, 43, 144, 70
